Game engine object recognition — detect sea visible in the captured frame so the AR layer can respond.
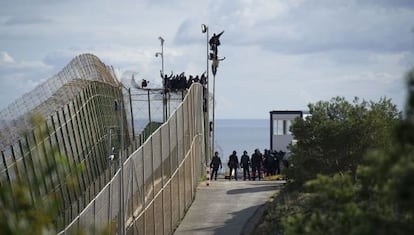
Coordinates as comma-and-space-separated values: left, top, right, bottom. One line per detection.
215, 119, 269, 169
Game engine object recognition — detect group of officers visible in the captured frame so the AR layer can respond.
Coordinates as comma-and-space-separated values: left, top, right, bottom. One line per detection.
209, 149, 287, 181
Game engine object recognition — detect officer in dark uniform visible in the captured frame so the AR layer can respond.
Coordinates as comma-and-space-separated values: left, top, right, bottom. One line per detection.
240, 150, 251, 180
251, 149, 263, 181
228, 150, 239, 180
210, 151, 222, 180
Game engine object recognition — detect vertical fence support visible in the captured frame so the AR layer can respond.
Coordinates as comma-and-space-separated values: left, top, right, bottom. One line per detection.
160, 129, 165, 235
169, 121, 173, 233
108, 179, 112, 233
175, 109, 181, 219
24, 134, 41, 198
128, 88, 135, 143
1, 150, 15, 211
18, 139, 35, 204
142, 148, 146, 235
181, 99, 186, 209
151, 136, 156, 235
147, 90, 152, 125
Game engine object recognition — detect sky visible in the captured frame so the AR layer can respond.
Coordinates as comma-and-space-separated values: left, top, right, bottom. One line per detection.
1, 0, 414, 119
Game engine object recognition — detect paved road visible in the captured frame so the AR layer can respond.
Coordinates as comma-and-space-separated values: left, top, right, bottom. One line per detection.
174, 177, 283, 235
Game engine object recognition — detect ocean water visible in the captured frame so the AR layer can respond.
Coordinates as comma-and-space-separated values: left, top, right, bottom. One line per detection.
214, 119, 269, 166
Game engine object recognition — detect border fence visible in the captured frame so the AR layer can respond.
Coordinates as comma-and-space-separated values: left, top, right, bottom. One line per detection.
0, 53, 208, 234
0, 54, 128, 227
58, 83, 206, 234
0, 54, 118, 151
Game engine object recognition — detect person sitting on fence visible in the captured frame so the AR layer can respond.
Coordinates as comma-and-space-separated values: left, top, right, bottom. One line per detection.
161, 70, 173, 90
141, 79, 148, 88
200, 71, 207, 86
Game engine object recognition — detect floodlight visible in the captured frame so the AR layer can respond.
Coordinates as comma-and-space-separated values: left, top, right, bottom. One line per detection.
201, 24, 208, 33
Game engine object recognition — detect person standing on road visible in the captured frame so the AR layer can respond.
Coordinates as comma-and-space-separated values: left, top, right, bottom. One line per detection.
251, 149, 263, 181
240, 150, 251, 181
210, 151, 222, 180
264, 149, 275, 176
228, 151, 239, 180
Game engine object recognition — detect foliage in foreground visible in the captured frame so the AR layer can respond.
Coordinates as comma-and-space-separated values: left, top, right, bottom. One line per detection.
0, 114, 109, 234
281, 144, 414, 235
254, 68, 414, 235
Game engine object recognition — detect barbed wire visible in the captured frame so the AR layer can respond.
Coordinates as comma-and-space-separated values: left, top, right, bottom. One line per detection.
0, 54, 119, 150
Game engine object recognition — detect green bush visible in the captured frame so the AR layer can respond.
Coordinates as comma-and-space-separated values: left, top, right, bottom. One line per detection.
286, 96, 400, 186
255, 68, 414, 235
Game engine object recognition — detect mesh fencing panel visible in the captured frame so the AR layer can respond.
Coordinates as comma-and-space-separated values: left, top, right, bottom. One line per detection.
0, 54, 118, 150
0, 54, 127, 229
58, 83, 206, 235
0, 52, 207, 234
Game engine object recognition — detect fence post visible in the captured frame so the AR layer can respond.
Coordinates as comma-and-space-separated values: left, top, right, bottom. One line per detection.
151, 136, 156, 235
160, 128, 165, 235
142, 145, 146, 234
18, 139, 35, 204
168, 121, 173, 233
175, 109, 180, 219
147, 90, 152, 125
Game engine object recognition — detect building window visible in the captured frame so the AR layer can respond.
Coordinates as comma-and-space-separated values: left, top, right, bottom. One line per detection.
274, 120, 283, 135
286, 120, 292, 135
274, 119, 293, 135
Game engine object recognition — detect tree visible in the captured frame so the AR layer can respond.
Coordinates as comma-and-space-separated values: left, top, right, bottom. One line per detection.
282, 140, 414, 235
280, 68, 414, 235
286, 96, 400, 186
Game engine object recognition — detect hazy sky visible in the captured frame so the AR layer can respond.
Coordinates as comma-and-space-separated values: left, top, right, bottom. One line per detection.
1, 0, 413, 119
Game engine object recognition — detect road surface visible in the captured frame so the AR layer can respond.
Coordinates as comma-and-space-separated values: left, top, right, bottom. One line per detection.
174, 177, 283, 235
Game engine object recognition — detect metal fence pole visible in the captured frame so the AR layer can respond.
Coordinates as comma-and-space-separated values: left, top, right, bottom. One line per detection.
151, 135, 156, 235
169, 121, 173, 233
142, 148, 146, 235
176, 109, 180, 219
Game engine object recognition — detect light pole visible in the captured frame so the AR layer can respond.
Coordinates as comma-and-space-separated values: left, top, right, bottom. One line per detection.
156, 36, 167, 122
201, 24, 209, 87
201, 24, 211, 165
156, 36, 165, 77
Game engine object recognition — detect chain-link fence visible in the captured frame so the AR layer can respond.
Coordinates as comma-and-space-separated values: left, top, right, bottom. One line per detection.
126, 88, 187, 140
58, 83, 205, 235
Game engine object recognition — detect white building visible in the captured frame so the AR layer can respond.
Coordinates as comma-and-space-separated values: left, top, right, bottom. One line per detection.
270, 110, 303, 152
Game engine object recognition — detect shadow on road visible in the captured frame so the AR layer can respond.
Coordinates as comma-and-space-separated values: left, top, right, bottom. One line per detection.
212, 204, 262, 235
227, 184, 282, 195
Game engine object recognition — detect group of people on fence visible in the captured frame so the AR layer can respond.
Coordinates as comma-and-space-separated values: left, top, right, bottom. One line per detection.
209, 149, 287, 181
161, 71, 207, 91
